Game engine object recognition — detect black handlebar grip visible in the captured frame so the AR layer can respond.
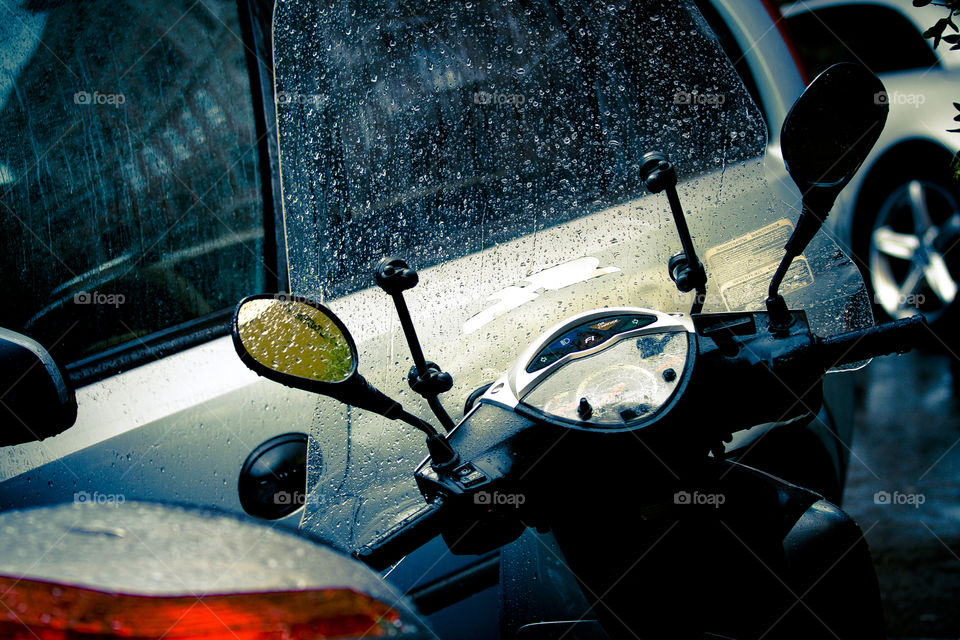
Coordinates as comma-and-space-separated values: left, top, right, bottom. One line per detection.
352, 501, 447, 572
818, 315, 927, 370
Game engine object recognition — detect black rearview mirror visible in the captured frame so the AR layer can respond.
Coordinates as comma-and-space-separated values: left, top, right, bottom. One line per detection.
767, 63, 888, 326
233, 295, 358, 389
231, 294, 418, 415
232, 294, 457, 465
781, 62, 888, 215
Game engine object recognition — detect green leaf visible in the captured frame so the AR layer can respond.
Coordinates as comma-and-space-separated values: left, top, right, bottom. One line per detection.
924, 20, 946, 37
924, 18, 949, 47
923, 23, 944, 39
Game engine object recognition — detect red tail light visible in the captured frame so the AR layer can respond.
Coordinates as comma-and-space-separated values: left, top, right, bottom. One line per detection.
0, 575, 419, 639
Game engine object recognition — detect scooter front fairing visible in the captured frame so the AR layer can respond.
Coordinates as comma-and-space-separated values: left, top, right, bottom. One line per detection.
271, 0, 873, 554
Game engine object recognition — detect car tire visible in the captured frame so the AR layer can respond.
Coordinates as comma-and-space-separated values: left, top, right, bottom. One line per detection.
853, 161, 960, 343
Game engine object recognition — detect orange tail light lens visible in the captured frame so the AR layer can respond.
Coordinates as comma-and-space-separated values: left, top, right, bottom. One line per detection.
0, 575, 422, 639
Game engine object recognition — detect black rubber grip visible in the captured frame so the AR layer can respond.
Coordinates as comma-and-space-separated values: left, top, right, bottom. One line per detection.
818, 315, 927, 369
352, 501, 447, 571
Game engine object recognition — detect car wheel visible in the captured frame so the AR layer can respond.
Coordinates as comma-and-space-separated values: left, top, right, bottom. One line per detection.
859, 177, 960, 328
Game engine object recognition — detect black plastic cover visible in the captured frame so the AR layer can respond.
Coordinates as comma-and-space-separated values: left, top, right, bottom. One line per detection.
0, 327, 77, 446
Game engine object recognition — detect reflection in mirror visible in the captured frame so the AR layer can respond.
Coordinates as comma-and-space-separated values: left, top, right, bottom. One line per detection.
236, 299, 355, 384
781, 62, 887, 190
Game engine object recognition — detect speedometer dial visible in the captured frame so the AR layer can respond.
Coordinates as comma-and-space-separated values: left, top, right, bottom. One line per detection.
523, 329, 690, 429
575, 364, 658, 420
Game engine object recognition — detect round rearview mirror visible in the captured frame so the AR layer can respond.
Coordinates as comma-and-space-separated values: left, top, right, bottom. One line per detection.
782, 63, 888, 190
233, 295, 357, 388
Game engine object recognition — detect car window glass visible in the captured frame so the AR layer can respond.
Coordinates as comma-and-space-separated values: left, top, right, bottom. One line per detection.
0, 0, 266, 367
786, 4, 938, 76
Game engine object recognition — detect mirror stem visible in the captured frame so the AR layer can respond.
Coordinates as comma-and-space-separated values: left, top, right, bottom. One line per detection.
425, 433, 459, 468
640, 152, 708, 313
356, 378, 458, 467
394, 408, 457, 466
376, 257, 456, 431
766, 194, 835, 330
666, 187, 705, 286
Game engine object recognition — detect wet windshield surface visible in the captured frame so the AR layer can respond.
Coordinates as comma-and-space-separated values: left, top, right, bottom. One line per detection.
274, 0, 872, 551
277, 0, 764, 299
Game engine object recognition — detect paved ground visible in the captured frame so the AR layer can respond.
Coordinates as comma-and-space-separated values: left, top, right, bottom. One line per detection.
844, 349, 960, 638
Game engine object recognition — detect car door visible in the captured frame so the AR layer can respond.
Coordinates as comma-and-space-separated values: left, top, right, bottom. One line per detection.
0, 0, 317, 528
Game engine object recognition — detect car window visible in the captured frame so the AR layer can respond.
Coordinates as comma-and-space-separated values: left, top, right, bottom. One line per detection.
0, 0, 267, 368
785, 4, 938, 77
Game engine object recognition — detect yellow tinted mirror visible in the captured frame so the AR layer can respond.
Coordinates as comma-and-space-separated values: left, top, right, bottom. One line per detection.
235, 298, 355, 384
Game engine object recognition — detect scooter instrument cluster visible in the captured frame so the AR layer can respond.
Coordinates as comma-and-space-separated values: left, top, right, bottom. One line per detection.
503, 308, 696, 432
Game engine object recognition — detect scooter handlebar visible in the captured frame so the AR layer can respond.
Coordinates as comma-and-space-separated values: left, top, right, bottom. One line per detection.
351, 316, 926, 571
817, 315, 926, 370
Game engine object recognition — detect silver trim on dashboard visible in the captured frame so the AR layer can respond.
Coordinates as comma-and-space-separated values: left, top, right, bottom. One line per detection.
508, 307, 694, 398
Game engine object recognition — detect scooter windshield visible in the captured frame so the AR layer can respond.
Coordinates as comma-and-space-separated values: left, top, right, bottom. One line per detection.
274, 0, 873, 551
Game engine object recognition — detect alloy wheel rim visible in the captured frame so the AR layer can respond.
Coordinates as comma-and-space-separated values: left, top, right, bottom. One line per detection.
869, 179, 960, 322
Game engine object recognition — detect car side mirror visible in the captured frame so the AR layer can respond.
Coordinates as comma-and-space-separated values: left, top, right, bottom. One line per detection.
0, 328, 77, 446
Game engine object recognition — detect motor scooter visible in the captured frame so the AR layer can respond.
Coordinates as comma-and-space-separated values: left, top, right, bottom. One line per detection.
0, 0, 924, 636
228, 62, 924, 639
